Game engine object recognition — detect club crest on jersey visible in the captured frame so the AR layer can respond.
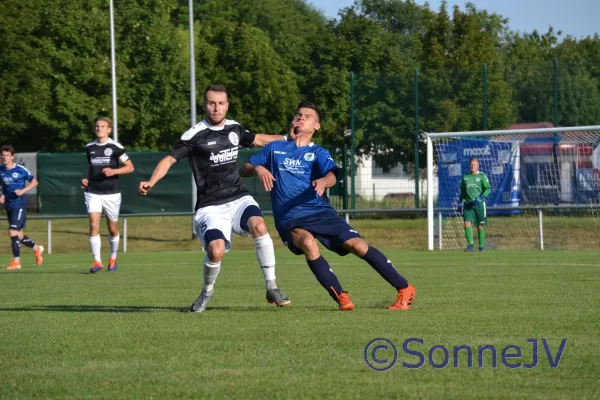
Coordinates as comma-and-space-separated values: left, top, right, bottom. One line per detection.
228, 132, 239, 146
476, 178, 480, 182
104, 148, 113, 156
304, 153, 315, 162
12, 172, 19, 178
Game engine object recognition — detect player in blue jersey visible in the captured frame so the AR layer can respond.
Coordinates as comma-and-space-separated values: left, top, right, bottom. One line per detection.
0, 145, 44, 270
240, 102, 416, 311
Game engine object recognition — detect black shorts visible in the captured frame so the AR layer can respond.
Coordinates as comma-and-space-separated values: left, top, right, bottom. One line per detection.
6, 207, 26, 231
276, 211, 361, 256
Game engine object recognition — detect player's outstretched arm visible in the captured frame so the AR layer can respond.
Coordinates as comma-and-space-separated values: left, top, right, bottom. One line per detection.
139, 155, 177, 195
252, 133, 288, 147
240, 163, 275, 192
239, 162, 257, 177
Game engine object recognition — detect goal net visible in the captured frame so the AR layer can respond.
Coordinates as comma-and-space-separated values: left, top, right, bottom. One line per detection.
426, 125, 600, 251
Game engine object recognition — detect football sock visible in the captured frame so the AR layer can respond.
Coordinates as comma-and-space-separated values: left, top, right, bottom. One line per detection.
465, 227, 473, 245
10, 236, 20, 258
254, 234, 277, 290
21, 235, 36, 249
306, 256, 344, 302
89, 235, 101, 262
203, 255, 221, 295
478, 229, 485, 248
361, 246, 408, 290
109, 234, 120, 259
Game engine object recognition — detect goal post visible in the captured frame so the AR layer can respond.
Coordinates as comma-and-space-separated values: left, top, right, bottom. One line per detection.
426, 125, 600, 251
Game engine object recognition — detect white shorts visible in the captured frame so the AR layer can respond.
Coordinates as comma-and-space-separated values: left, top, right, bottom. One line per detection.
84, 192, 122, 221
194, 195, 261, 253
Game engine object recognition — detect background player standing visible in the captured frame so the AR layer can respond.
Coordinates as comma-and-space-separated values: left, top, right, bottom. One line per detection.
459, 157, 491, 252
139, 84, 292, 312
0, 145, 44, 270
241, 102, 416, 311
81, 117, 135, 272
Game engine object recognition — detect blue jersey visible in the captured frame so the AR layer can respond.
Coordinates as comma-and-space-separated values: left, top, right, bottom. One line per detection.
0, 164, 34, 209
249, 141, 338, 227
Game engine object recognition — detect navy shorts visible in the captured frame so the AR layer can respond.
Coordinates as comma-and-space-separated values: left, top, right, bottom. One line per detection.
276, 211, 361, 256
6, 207, 26, 231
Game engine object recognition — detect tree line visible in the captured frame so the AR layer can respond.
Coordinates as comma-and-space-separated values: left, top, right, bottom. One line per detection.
1, 0, 599, 165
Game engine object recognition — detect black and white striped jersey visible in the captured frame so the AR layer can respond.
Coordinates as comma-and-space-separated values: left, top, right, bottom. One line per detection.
169, 119, 256, 210
85, 138, 130, 195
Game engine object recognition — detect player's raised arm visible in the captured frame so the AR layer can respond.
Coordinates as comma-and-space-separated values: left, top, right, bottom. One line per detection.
138, 155, 177, 195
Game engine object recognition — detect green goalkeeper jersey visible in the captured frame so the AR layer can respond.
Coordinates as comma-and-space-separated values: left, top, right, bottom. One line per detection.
460, 171, 491, 202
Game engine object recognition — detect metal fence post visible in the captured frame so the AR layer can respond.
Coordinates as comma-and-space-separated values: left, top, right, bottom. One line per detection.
47, 219, 52, 254
350, 71, 356, 212
438, 212, 443, 250
414, 68, 420, 208
123, 217, 127, 253
538, 209, 544, 250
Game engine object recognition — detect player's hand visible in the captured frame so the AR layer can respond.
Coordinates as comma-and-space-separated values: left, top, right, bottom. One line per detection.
312, 178, 327, 196
81, 178, 88, 189
472, 196, 484, 207
14, 189, 24, 197
0, 195, 4, 204
102, 168, 115, 177
256, 166, 275, 192
138, 181, 153, 196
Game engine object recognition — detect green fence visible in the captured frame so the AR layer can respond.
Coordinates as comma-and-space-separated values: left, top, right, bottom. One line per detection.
37, 152, 193, 215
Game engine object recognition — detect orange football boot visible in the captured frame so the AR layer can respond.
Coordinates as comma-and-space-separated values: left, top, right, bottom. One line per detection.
331, 286, 355, 311
34, 245, 44, 266
389, 284, 416, 310
6, 259, 21, 270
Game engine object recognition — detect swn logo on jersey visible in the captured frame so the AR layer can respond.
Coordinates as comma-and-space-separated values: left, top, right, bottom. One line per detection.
210, 148, 238, 165
284, 158, 302, 167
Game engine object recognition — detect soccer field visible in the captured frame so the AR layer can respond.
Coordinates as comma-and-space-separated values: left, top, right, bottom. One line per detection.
1, 249, 599, 399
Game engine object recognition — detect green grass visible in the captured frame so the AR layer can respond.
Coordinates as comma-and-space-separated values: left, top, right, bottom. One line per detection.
1, 249, 599, 399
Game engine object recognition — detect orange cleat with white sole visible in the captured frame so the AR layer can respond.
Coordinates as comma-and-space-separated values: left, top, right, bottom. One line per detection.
6, 259, 21, 270
389, 284, 416, 310
34, 245, 44, 266
90, 261, 104, 273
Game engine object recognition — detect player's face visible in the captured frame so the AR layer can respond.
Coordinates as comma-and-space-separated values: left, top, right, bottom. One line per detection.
95, 120, 112, 141
1, 151, 14, 166
292, 108, 320, 137
470, 160, 479, 174
204, 91, 229, 126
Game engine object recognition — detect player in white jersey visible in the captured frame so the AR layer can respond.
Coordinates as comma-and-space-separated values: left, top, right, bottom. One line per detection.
139, 84, 292, 312
81, 117, 135, 273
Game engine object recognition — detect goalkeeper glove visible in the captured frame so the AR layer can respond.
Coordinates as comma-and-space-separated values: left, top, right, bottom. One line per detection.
472, 196, 485, 207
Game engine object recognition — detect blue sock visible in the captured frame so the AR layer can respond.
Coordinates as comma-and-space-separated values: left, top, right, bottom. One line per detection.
21, 235, 35, 249
306, 256, 344, 301
361, 247, 408, 290
10, 236, 21, 258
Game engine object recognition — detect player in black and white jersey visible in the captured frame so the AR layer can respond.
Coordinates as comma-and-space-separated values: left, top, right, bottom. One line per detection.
139, 84, 292, 312
81, 117, 135, 273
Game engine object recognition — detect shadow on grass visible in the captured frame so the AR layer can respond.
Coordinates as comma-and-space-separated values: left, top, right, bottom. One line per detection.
0, 304, 347, 313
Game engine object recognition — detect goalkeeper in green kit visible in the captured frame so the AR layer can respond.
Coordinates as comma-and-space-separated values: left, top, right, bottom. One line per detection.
459, 158, 491, 252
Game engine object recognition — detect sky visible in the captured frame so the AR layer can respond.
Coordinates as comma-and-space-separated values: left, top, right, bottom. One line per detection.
310, 0, 599, 39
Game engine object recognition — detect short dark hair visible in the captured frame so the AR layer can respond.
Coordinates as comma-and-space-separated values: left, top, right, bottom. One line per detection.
296, 101, 321, 122
1, 145, 15, 155
95, 117, 113, 128
203, 84, 228, 104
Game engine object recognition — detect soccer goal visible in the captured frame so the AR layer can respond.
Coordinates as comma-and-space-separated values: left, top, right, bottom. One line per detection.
426, 125, 600, 251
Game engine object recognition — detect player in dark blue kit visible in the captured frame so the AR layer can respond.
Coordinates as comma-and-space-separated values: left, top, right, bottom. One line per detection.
0, 145, 44, 270
241, 102, 416, 311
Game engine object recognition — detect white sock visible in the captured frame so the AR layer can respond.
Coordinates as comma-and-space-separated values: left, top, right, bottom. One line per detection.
109, 234, 120, 259
203, 255, 221, 295
254, 234, 277, 289
89, 235, 101, 262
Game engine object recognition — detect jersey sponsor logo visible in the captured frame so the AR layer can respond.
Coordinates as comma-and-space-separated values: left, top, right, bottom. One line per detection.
209, 148, 238, 165
207, 141, 216, 145
274, 151, 287, 155
90, 157, 112, 165
228, 132, 239, 146
463, 145, 491, 157
284, 158, 302, 167
104, 148, 113, 156
304, 153, 315, 162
